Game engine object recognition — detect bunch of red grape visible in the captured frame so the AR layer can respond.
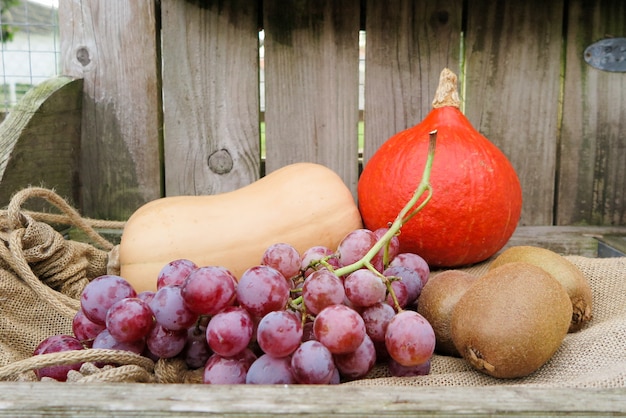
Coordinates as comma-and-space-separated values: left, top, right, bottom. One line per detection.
34, 227, 436, 384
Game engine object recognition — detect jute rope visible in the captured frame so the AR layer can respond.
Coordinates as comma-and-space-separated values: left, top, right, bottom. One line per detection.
0, 348, 207, 384
1, 187, 125, 251
0, 349, 155, 382
0, 220, 79, 315
70, 364, 155, 383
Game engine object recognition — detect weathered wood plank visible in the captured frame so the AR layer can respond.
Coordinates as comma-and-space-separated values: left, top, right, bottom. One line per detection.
464, 0, 564, 226
558, 0, 626, 226
76, 225, 626, 259
504, 225, 626, 257
0, 77, 82, 212
0, 382, 624, 417
363, 0, 462, 164
161, 0, 261, 196
59, 0, 161, 220
263, 0, 361, 195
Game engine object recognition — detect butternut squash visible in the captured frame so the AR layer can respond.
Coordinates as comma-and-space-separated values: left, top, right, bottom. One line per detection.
119, 163, 363, 293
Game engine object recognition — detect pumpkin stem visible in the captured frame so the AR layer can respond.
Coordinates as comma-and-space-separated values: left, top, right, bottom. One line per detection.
432, 68, 461, 109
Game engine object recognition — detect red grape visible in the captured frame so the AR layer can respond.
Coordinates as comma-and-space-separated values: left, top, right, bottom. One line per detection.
290, 340, 335, 384
313, 304, 366, 354
157, 258, 198, 289
388, 357, 431, 377
301, 246, 339, 277
385, 310, 435, 367
230, 347, 258, 371
302, 269, 345, 315
181, 266, 237, 315
149, 285, 198, 331
333, 334, 376, 380
137, 290, 156, 304
80, 275, 137, 325
389, 253, 430, 288
361, 302, 395, 343
256, 310, 302, 358
92, 328, 145, 355
203, 354, 248, 384
386, 279, 409, 310
146, 323, 187, 358
343, 269, 386, 308
206, 306, 253, 357
246, 354, 295, 384
236, 265, 290, 317
183, 323, 212, 369
383, 265, 424, 305
261, 242, 301, 280
106, 297, 154, 342
336, 229, 377, 268
33, 335, 85, 381
72, 309, 106, 347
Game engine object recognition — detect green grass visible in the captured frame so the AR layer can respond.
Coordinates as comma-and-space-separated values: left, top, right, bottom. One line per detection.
260, 121, 266, 158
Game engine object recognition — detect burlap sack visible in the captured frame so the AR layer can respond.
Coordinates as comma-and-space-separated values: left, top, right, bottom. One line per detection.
0, 187, 122, 368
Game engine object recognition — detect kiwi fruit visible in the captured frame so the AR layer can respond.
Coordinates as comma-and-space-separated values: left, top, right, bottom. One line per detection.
489, 245, 592, 332
450, 262, 572, 379
417, 270, 477, 357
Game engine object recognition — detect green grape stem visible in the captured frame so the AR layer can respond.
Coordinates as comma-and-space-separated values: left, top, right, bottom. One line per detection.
334, 130, 437, 279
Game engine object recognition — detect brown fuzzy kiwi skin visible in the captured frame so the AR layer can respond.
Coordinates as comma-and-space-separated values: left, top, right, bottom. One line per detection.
417, 270, 477, 357
489, 246, 592, 332
450, 262, 572, 379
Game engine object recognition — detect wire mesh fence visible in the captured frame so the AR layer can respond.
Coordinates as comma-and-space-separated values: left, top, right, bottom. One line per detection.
0, 0, 59, 120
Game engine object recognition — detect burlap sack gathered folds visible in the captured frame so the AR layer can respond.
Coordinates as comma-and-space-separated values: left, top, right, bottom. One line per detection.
0, 186, 625, 387
0, 188, 123, 373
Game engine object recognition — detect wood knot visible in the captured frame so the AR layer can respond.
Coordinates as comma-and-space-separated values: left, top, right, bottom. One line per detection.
76, 47, 91, 67
207, 149, 234, 174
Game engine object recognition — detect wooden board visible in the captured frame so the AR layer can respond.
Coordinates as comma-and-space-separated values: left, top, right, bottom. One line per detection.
363, 0, 462, 164
263, 0, 361, 195
59, 0, 161, 220
504, 225, 626, 257
160, 0, 261, 196
558, 0, 626, 226
0, 382, 624, 416
0, 77, 82, 212
75, 224, 626, 259
464, 0, 564, 226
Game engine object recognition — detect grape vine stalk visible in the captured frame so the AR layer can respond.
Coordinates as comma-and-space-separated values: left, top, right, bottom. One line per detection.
310, 130, 437, 312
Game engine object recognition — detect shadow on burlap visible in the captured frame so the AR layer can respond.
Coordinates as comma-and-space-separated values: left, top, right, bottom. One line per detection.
0, 188, 625, 387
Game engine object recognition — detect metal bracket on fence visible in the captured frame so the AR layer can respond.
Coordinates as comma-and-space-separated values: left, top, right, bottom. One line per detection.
584, 37, 626, 72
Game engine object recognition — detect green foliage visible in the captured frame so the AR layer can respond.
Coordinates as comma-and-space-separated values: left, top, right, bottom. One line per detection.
1, 0, 21, 43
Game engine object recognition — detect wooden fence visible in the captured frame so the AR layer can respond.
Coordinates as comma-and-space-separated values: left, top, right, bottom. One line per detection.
1, 2, 626, 413
6, 0, 626, 227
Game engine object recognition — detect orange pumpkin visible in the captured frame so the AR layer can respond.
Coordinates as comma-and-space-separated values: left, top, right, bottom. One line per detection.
358, 68, 522, 268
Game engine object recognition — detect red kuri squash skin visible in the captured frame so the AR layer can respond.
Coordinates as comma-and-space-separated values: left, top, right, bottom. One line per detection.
358, 68, 522, 268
